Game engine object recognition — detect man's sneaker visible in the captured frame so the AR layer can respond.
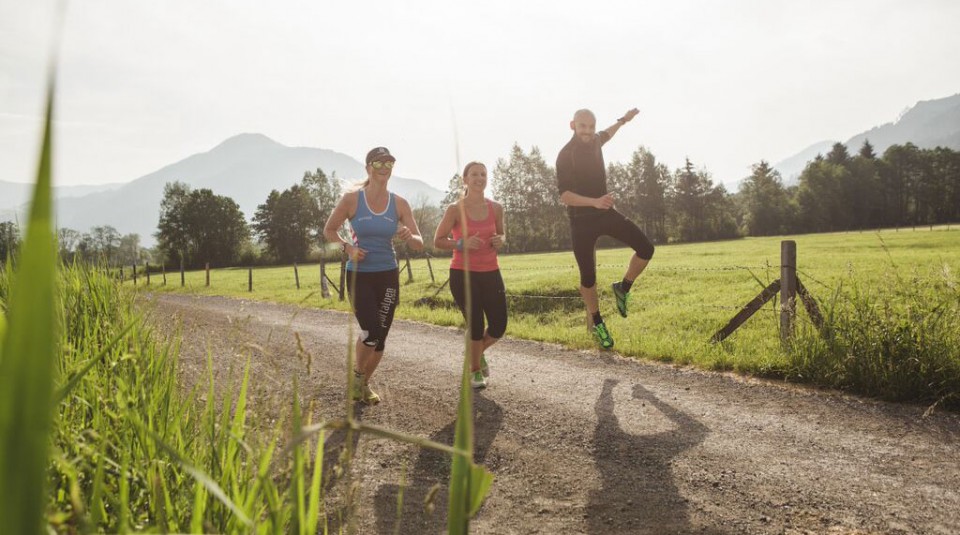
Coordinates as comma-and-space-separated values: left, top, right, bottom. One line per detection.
480, 354, 490, 378
593, 322, 615, 349
612, 281, 631, 318
361, 382, 381, 405
471, 371, 487, 389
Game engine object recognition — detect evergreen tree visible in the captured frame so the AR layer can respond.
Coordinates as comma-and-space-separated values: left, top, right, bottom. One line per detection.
492, 144, 566, 252
740, 161, 791, 236
669, 158, 710, 242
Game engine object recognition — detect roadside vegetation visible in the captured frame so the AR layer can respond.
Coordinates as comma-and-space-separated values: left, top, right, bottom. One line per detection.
147, 228, 960, 408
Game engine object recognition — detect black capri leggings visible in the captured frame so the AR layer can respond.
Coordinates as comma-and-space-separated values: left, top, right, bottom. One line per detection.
346, 269, 399, 352
449, 269, 508, 341
570, 209, 655, 288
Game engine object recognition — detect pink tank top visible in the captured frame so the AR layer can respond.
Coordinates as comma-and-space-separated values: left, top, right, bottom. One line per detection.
450, 200, 500, 272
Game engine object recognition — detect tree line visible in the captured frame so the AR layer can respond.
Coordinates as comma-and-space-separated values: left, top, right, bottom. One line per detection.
3, 140, 955, 268
740, 141, 960, 236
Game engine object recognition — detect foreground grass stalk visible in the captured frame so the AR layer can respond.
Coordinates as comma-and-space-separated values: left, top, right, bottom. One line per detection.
0, 62, 59, 535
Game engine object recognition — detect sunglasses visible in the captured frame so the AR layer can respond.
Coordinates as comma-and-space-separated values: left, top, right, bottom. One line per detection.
370, 161, 395, 169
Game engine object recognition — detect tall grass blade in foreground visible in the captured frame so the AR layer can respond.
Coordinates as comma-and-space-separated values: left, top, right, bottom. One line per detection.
0, 71, 59, 535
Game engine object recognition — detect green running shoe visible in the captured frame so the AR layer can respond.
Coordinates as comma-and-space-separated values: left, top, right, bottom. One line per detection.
593, 322, 614, 349
361, 382, 381, 405
480, 354, 490, 378
471, 370, 487, 389
612, 281, 631, 318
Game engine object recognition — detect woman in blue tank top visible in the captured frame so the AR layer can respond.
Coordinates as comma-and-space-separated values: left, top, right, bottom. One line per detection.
323, 147, 424, 405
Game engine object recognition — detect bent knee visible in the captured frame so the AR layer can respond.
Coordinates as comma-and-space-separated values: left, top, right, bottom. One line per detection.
487, 322, 507, 340
635, 242, 655, 261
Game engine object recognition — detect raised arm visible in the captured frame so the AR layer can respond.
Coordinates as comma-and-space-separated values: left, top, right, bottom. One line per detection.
601, 107, 639, 142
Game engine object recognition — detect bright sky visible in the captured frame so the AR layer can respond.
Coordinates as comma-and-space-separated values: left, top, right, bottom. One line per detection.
3, 0, 960, 192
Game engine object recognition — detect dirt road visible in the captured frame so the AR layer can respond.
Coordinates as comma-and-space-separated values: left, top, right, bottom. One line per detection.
144, 293, 960, 534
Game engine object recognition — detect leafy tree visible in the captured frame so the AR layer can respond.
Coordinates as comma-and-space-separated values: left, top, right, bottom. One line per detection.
182, 189, 248, 267
155, 183, 248, 267
410, 194, 442, 254
703, 184, 740, 240
796, 160, 849, 232
252, 185, 320, 264
116, 233, 144, 266
880, 143, 921, 228
90, 225, 121, 265
155, 181, 193, 266
57, 227, 81, 262
441, 173, 463, 207
300, 168, 341, 244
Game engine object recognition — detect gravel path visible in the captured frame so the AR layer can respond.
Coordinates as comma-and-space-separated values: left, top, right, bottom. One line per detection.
144, 293, 960, 535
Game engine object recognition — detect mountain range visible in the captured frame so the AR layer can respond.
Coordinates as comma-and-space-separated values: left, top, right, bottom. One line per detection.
773, 92, 960, 184
0, 134, 445, 246
3, 92, 957, 244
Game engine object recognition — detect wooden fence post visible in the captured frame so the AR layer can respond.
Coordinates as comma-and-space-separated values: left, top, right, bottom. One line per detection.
132, 263, 137, 286
405, 253, 413, 283
205, 262, 210, 287
320, 259, 330, 298
120, 265, 124, 282
162, 264, 166, 286
294, 263, 300, 289
339, 258, 346, 301
248, 267, 253, 292
146, 263, 150, 285
780, 240, 797, 345
180, 258, 185, 287
426, 254, 435, 283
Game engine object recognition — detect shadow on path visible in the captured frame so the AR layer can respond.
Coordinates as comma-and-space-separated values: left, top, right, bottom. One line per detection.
587, 379, 716, 534
373, 392, 504, 534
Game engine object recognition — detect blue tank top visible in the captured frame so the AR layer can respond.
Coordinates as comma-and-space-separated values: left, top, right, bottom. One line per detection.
347, 189, 399, 272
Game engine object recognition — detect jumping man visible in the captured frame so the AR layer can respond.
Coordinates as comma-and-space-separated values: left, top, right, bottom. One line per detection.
556, 108, 655, 349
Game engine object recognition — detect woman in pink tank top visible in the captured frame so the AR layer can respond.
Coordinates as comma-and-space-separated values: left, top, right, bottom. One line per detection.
433, 161, 508, 389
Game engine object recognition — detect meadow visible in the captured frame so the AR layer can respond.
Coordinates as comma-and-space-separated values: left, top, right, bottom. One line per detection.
145, 226, 960, 406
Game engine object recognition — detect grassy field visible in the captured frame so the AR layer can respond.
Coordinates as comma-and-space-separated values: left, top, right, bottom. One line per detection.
144, 227, 960, 402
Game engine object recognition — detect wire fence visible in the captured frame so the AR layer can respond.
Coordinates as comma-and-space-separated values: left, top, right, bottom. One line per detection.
117, 253, 804, 317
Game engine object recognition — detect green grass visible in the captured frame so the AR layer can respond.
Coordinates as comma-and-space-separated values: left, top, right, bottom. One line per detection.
146, 227, 960, 405
0, 44, 491, 532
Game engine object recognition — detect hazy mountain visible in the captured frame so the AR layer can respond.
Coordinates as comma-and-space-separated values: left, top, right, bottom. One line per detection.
771, 140, 838, 185
7, 134, 443, 246
774, 92, 960, 185
0, 180, 123, 215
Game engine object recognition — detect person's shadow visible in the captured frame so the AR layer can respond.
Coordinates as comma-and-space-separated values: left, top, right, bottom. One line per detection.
373, 392, 504, 534
587, 379, 714, 534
